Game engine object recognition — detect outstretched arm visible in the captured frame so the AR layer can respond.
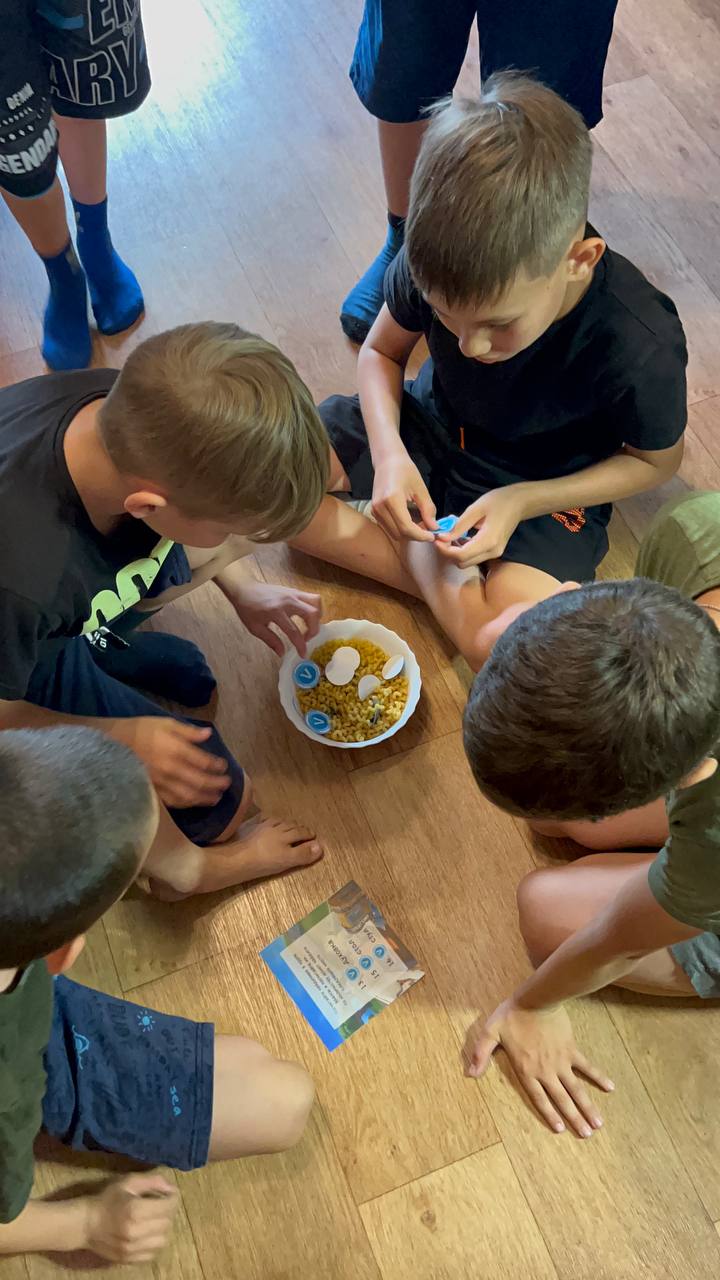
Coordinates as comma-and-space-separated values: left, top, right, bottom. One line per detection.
0, 1173, 178, 1263
466, 863, 701, 1135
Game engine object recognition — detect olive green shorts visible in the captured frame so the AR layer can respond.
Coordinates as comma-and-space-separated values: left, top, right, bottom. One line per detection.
671, 935, 720, 998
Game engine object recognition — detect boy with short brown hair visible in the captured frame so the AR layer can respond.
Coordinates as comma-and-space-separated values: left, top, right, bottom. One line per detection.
293, 73, 687, 668
460, 492, 720, 1140
0, 726, 314, 1263
0, 321, 329, 897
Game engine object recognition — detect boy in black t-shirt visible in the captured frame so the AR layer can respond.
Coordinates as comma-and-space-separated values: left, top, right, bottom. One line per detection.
0, 322, 329, 897
0, 727, 314, 1262
292, 73, 687, 669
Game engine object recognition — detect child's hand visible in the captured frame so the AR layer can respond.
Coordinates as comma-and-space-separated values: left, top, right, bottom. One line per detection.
372, 453, 437, 541
464, 1001, 614, 1137
435, 487, 527, 567
113, 717, 230, 808
231, 581, 322, 657
85, 1173, 179, 1263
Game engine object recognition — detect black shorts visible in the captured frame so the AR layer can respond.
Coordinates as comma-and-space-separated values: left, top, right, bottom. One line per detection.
350, 0, 617, 128
321, 391, 611, 582
24, 546, 245, 846
0, 0, 150, 197
42, 976, 214, 1171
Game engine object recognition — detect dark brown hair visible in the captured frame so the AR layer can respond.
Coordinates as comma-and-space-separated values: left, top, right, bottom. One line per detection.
406, 71, 592, 306
463, 580, 720, 820
0, 728, 155, 966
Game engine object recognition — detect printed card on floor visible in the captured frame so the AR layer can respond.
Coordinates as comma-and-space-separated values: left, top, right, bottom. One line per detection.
261, 881, 424, 1050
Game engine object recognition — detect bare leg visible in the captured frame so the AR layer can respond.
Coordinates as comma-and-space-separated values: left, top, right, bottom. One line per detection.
208, 1037, 314, 1158
55, 115, 107, 203
291, 495, 421, 597
517, 854, 695, 996
528, 798, 670, 851
293, 493, 559, 668
1, 178, 70, 256
399, 549, 560, 669
141, 777, 323, 899
378, 119, 428, 217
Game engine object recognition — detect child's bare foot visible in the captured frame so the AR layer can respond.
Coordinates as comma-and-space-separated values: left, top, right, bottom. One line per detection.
148, 816, 323, 899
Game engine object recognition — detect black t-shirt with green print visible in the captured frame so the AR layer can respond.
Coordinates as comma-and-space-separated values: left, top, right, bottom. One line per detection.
0, 370, 174, 700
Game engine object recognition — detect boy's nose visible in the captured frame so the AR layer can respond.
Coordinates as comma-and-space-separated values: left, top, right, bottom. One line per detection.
460, 332, 492, 358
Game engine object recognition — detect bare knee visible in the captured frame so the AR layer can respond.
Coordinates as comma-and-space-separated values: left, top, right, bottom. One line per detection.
209, 1040, 315, 1160
261, 1060, 316, 1153
516, 869, 561, 967
528, 816, 611, 851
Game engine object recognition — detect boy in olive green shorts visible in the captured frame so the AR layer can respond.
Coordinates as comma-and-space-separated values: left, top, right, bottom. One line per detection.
461, 492, 720, 1138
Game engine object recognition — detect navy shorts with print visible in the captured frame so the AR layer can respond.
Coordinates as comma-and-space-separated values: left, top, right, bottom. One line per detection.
0, 0, 150, 197
322, 391, 611, 583
350, 0, 617, 128
42, 976, 214, 1171
24, 544, 245, 846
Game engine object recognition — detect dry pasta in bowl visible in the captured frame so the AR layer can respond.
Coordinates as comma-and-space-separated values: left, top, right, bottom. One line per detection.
296, 638, 408, 742
278, 619, 422, 750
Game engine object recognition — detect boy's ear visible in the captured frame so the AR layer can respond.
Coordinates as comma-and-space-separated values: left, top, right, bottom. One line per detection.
45, 936, 86, 977
124, 491, 168, 521
567, 235, 606, 282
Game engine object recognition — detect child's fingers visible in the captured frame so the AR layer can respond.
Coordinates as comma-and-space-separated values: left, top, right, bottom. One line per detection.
251, 623, 286, 656
465, 1026, 499, 1078
176, 741, 229, 774
574, 1052, 615, 1093
292, 597, 322, 632
413, 491, 437, 531
374, 497, 409, 541
559, 1073, 603, 1131
173, 723, 213, 744
275, 616, 307, 655
521, 1078, 566, 1134
436, 531, 489, 568
544, 1078, 596, 1138
293, 590, 322, 607
121, 1173, 176, 1200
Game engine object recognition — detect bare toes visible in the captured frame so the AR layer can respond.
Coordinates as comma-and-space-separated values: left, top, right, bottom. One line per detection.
293, 838, 323, 865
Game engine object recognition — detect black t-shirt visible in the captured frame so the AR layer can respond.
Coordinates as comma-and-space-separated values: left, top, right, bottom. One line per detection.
384, 234, 688, 483
0, 370, 175, 701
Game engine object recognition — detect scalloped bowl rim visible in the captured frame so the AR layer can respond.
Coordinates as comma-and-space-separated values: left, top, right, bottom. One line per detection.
278, 618, 422, 749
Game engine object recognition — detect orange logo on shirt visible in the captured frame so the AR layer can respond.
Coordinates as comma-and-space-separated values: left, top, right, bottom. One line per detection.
551, 507, 586, 533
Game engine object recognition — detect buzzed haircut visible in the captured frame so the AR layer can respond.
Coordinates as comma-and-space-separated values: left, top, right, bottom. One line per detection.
406, 71, 593, 306
463, 580, 720, 821
0, 727, 156, 967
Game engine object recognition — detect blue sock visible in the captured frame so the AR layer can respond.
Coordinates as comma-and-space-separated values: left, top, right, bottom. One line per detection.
340, 214, 405, 344
72, 197, 144, 335
40, 241, 92, 371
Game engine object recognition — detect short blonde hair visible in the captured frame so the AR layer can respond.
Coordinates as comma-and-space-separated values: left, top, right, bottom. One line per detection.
98, 323, 329, 541
406, 72, 592, 306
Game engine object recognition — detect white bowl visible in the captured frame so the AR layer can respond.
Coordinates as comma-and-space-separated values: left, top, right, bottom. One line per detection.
278, 618, 422, 750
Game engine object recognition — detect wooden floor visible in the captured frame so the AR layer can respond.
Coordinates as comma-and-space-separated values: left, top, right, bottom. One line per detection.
2, 0, 720, 1275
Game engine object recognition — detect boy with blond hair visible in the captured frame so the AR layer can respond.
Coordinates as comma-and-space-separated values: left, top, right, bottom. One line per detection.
0, 322, 329, 897
293, 73, 687, 668
0, 726, 314, 1263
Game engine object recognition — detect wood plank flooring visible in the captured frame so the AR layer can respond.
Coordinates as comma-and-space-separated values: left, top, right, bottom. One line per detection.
2, 0, 720, 1275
